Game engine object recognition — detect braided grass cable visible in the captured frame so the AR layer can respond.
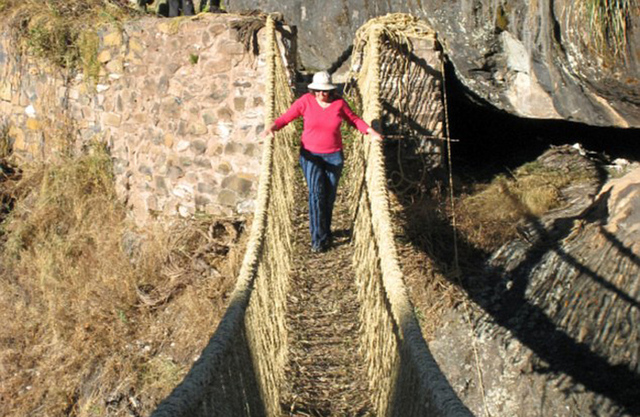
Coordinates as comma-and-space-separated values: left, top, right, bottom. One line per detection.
151, 15, 297, 417
244, 14, 298, 416
346, 14, 473, 417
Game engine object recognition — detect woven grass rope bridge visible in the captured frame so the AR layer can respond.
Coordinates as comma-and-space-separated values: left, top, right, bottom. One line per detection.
151, 13, 472, 417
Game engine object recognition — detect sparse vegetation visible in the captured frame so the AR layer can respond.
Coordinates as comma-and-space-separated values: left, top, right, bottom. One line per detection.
456, 153, 596, 253
1, 0, 135, 70
581, 0, 636, 60
78, 30, 102, 82
0, 141, 244, 416
0, 119, 11, 160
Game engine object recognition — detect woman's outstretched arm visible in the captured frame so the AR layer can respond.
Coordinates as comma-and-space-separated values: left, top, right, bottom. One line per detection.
260, 95, 306, 138
342, 101, 383, 141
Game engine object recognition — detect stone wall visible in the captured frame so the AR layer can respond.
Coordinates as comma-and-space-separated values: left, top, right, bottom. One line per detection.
0, 14, 294, 224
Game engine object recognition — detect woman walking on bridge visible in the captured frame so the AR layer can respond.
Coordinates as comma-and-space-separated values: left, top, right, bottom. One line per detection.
262, 71, 383, 253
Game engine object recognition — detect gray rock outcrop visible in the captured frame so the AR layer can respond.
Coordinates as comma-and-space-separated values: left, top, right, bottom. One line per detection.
228, 0, 640, 129
430, 151, 640, 416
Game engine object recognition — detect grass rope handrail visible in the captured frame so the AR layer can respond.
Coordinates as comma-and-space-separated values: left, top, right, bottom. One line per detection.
347, 13, 473, 417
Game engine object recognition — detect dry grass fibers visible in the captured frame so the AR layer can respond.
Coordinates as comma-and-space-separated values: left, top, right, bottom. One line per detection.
0, 143, 244, 416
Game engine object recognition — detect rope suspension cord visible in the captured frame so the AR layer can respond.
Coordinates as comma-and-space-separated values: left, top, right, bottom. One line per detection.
441, 56, 491, 417
150, 14, 289, 417
346, 14, 474, 417
441, 58, 459, 270
264, 16, 276, 127
385, 30, 428, 196
354, 15, 438, 197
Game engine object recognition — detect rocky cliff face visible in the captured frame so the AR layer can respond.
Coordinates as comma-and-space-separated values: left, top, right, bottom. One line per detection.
429, 149, 640, 416
228, 0, 640, 129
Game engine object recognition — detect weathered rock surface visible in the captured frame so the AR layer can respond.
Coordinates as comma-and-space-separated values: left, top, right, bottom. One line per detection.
228, 0, 640, 129
430, 152, 640, 416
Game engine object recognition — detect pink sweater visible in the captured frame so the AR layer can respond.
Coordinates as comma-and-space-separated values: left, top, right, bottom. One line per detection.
273, 93, 370, 153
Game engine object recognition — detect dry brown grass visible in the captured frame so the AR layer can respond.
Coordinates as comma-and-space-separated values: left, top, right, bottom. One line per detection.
0, 144, 245, 416
455, 158, 594, 254
1, 0, 135, 71
387, 189, 462, 340
386, 146, 598, 339
0, 120, 11, 160
580, 0, 636, 61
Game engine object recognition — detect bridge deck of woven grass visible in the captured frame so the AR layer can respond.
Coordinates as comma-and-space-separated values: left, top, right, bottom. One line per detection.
279, 180, 374, 416
151, 14, 472, 417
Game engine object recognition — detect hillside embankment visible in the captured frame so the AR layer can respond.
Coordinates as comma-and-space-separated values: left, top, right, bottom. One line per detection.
393, 143, 640, 416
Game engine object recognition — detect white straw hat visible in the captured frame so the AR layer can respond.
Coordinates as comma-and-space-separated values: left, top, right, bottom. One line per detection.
308, 71, 336, 91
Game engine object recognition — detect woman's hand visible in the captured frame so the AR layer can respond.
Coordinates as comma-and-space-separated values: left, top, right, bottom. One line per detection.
367, 128, 383, 141
261, 127, 274, 139
260, 124, 277, 140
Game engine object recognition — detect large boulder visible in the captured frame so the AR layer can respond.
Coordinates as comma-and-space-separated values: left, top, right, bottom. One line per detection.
227, 0, 640, 129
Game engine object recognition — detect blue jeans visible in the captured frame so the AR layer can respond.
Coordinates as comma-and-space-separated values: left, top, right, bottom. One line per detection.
299, 149, 344, 249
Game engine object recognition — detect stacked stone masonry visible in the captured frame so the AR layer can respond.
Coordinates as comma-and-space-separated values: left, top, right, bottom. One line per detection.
0, 14, 294, 224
